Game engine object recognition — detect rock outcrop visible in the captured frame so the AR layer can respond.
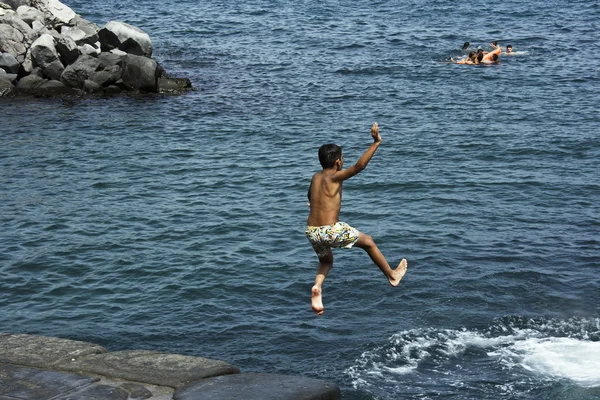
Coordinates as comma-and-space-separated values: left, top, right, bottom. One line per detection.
0, 333, 341, 400
0, 0, 191, 97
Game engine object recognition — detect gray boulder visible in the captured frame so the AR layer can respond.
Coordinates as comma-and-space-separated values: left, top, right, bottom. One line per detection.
2, 0, 30, 10
67, 15, 98, 43
103, 84, 121, 94
89, 65, 121, 87
0, 23, 27, 61
47, 29, 78, 64
109, 48, 127, 56
16, 4, 44, 25
30, 0, 75, 28
28, 65, 43, 76
19, 44, 32, 71
98, 21, 152, 57
0, 6, 14, 19
30, 32, 63, 80
112, 78, 133, 91
1, 13, 33, 42
119, 37, 146, 57
0, 78, 16, 96
63, 52, 127, 89
0, 333, 106, 368
78, 41, 99, 56
98, 51, 124, 69
16, 72, 44, 88
30, 18, 42, 32
54, 350, 240, 388
33, 78, 79, 95
158, 77, 192, 93
60, 53, 100, 88
61, 18, 98, 46
82, 78, 99, 93
4, 72, 17, 82
0, 67, 17, 82
60, 25, 87, 45
0, 51, 19, 73
60, 25, 84, 42
122, 53, 158, 91
174, 373, 341, 400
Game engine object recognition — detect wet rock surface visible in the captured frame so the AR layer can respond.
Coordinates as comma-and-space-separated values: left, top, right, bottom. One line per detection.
0, 333, 340, 400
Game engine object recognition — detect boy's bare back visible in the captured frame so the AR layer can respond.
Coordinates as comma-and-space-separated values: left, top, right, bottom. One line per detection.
307, 171, 343, 227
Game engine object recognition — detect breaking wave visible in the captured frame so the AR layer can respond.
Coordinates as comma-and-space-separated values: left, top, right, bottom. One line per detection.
346, 317, 600, 398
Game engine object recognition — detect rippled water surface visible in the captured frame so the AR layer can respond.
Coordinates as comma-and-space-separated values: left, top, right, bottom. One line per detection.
1, 1, 599, 399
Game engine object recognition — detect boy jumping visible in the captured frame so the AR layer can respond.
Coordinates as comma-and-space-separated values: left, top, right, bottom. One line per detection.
305, 123, 408, 315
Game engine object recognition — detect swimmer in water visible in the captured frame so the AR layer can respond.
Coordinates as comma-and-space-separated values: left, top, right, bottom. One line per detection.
481, 45, 502, 63
453, 51, 477, 64
452, 42, 502, 65
505, 44, 513, 54
462, 42, 471, 50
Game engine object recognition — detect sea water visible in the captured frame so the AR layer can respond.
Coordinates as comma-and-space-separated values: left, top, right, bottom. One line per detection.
1, 1, 599, 399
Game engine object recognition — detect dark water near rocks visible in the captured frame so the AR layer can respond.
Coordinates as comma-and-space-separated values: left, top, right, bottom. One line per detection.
1, 1, 599, 398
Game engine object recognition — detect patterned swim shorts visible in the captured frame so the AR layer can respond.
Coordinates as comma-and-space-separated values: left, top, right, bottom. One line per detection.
305, 221, 360, 258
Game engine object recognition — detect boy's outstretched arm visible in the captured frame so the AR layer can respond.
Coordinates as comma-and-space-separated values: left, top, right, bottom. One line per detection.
333, 123, 382, 182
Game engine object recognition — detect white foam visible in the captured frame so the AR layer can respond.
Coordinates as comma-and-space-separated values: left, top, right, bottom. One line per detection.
511, 337, 600, 387
346, 322, 600, 391
503, 50, 528, 56
383, 365, 418, 375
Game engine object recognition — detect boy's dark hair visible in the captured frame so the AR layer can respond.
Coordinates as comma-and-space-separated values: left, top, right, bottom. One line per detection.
462, 42, 470, 49
318, 144, 342, 169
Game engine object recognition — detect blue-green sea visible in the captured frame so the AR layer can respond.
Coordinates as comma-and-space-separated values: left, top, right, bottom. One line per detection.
1, 1, 599, 398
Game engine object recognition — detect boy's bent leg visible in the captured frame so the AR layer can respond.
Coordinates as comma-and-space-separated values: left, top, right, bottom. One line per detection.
354, 232, 408, 286
312, 250, 333, 315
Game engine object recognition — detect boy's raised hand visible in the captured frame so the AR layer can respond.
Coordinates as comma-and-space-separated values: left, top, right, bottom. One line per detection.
371, 122, 382, 143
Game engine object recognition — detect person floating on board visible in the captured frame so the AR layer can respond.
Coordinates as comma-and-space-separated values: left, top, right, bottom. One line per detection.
305, 123, 408, 315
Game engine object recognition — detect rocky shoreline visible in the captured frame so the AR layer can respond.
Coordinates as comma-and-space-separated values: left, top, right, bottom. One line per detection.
0, 0, 191, 98
0, 332, 341, 399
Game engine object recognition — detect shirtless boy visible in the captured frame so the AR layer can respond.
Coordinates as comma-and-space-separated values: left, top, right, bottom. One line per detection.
454, 51, 477, 64
305, 123, 408, 315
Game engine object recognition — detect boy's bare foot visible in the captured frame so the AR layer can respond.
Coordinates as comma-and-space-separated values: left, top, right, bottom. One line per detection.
389, 259, 408, 287
311, 285, 324, 315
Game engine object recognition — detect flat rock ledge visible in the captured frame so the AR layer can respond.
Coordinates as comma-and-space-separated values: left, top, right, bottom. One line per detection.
0, 0, 192, 98
0, 332, 341, 400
